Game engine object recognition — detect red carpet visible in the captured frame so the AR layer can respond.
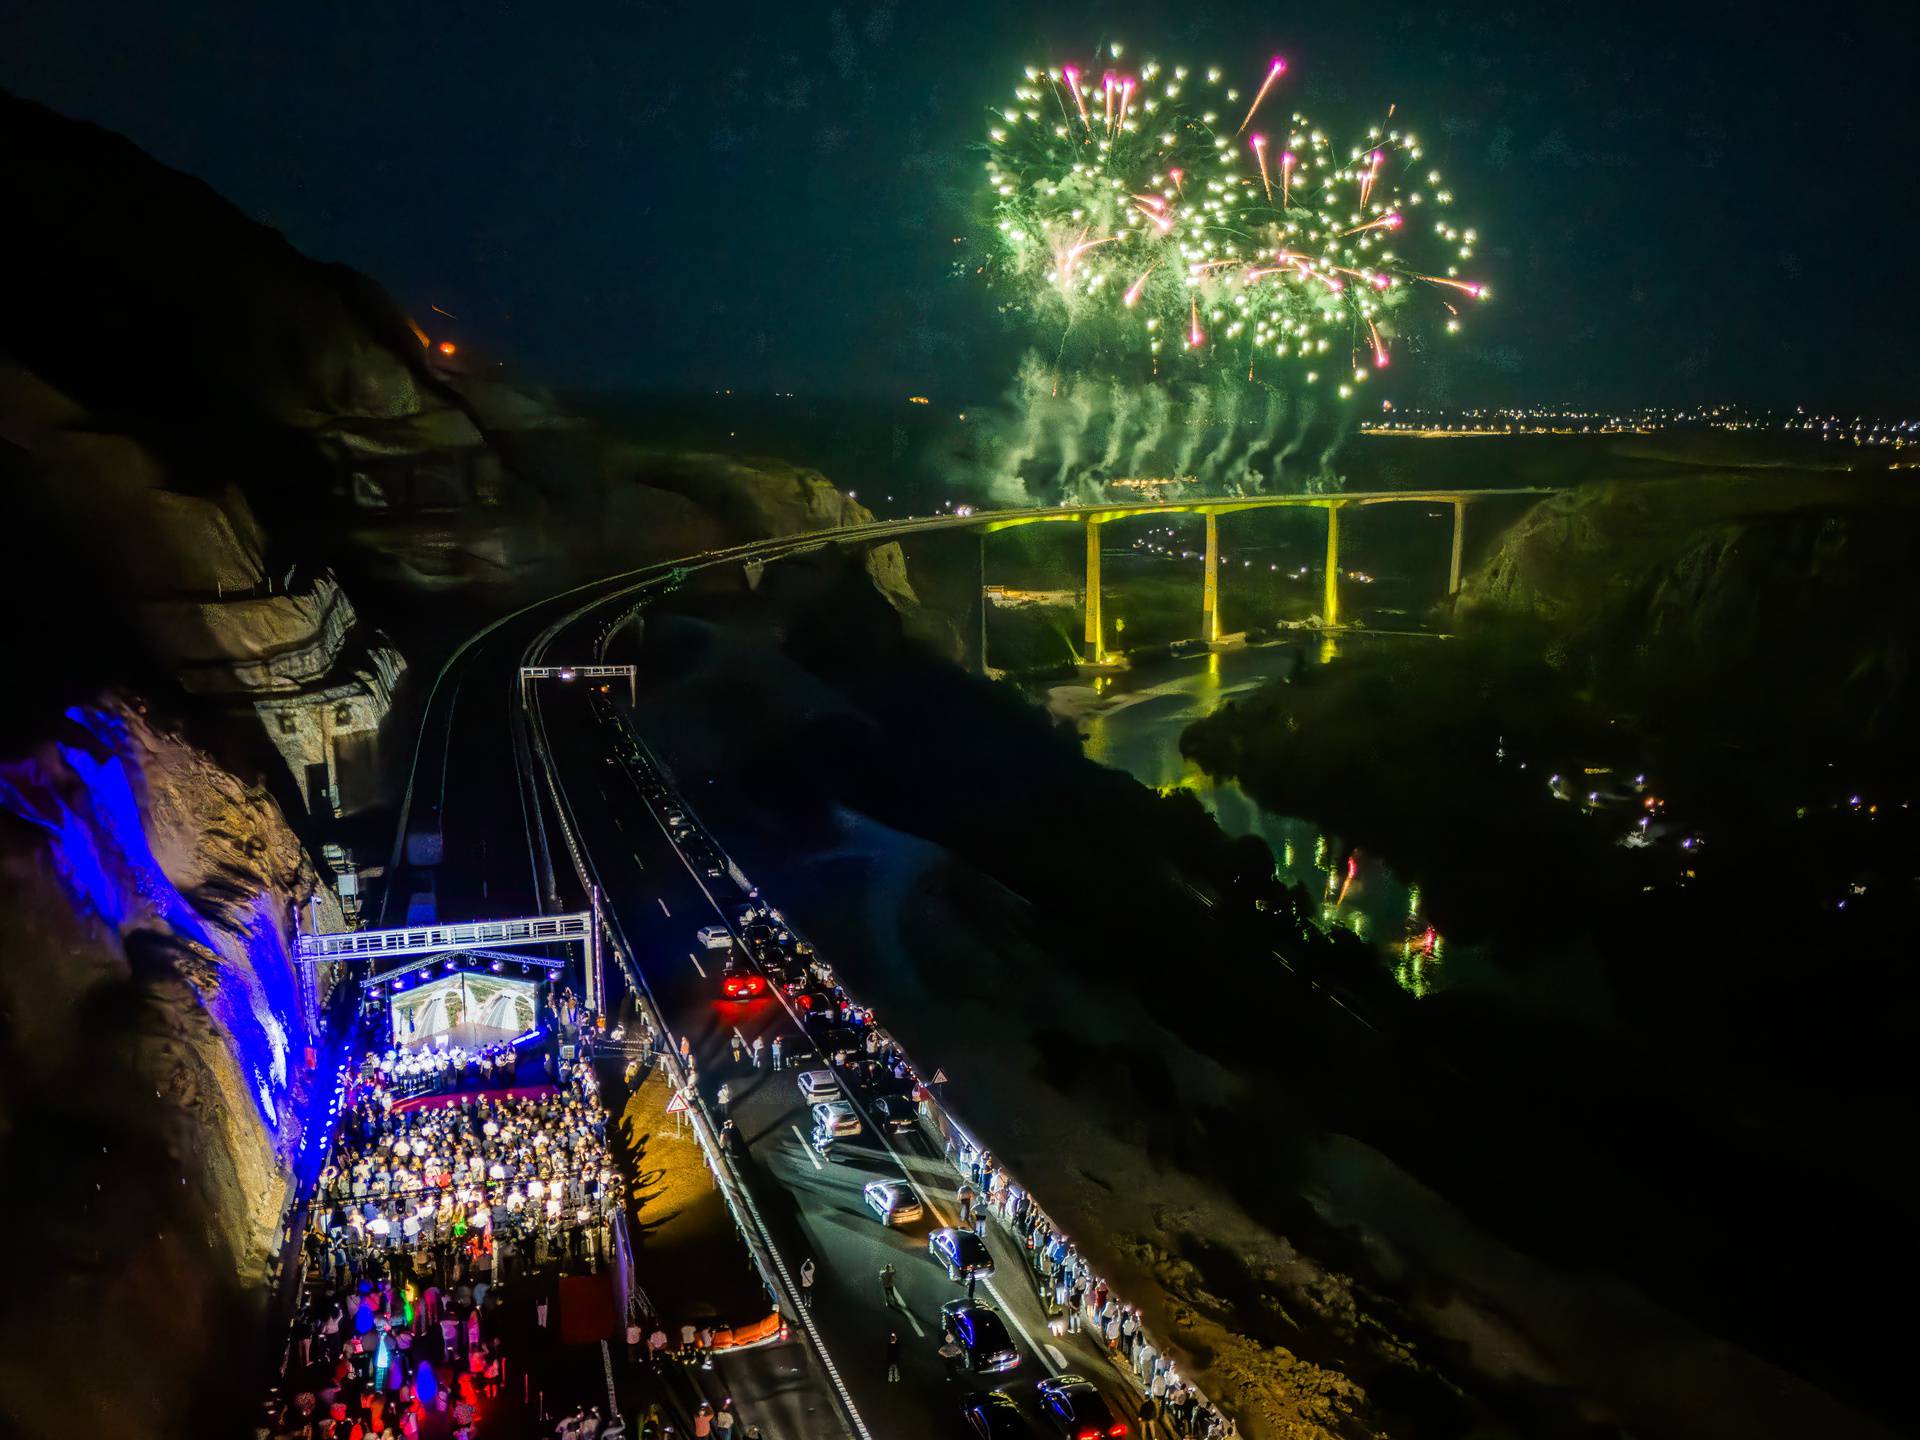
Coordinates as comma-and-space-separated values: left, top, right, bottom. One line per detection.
390, 1084, 558, 1115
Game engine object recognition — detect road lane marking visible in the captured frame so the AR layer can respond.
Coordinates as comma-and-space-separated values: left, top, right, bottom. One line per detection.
893, 1296, 926, 1338
1045, 1343, 1068, 1369
631, 850, 645, 870
687, 951, 707, 978
657, 898, 671, 917
789, 1125, 823, 1171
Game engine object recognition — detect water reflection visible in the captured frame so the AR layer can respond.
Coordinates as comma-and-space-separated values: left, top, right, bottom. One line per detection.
1049, 638, 1451, 995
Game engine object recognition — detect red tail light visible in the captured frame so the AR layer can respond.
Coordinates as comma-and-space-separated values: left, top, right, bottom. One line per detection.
1109, 1426, 1127, 1438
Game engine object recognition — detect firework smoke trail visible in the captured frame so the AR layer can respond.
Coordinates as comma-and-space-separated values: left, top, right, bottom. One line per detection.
1197, 385, 1244, 489
1169, 386, 1214, 477
1052, 378, 1100, 494
1100, 380, 1138, 473
1127, 386, 1173, 474
1274, 395, 1317, 489
1237, 391, 1287, 492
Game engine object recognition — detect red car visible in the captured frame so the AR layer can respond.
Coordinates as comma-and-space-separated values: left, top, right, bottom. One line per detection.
721, 962, 766, 1000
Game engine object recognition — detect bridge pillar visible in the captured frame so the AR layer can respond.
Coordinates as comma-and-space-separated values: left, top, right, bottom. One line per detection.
1448, 498, 1467, 596
1083, 516, 1105, 663
1322, 504, 1341, 628
975, 533, 990, 675
1201, 511, 1221, 645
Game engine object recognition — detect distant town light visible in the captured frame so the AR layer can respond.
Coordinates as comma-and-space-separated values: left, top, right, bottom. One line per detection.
437, 340, 457, 356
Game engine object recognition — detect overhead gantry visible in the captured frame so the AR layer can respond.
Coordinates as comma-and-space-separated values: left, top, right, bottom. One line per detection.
967, 486, 1553, 666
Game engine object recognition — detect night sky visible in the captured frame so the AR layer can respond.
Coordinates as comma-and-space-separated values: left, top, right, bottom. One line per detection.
7, 0, 1916, 410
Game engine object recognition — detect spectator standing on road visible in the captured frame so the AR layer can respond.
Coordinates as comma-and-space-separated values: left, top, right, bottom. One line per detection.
800, 1257, 816, 1307
770, 1037, 783, 1071
751, 1036, 765, 1069
939, 1330, 964, 1380
679, 1035, 692, 1065
716, 1082, 731, 1114
1138, 1392, 1161, 1439
715, 1397, 736, 1435
626, 1315, 642, 1365
966, 1270, 978, 1303
886, 1331, 902, 1382
956, 1183, 975, 1224
648, 1323, 669, 1369
730, 1033, 744, 1065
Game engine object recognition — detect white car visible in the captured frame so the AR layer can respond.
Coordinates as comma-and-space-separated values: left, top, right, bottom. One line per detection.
696, 925, 732, 949
812, 1100, 862, 1138
862, 1179, 924, 1227
796, 1068, 841, 1103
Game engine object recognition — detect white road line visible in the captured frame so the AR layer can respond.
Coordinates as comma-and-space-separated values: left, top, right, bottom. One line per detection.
631, 850, 645, 870
657, 898, 671, 917
789, 1125, 824, 1171
687, 951, 707, 978
1045, 1343, 1069, 1370
894, 1298, 926, 1338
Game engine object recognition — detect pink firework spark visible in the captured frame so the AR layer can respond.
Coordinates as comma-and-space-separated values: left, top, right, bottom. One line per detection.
1237, 57, 1287, 134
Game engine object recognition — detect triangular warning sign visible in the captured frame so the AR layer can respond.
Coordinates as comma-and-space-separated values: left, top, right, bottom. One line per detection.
665, 1090, 689, 1114
931, 1068, 949, 1085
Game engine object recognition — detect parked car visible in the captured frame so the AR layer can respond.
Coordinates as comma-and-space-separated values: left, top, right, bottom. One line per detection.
696, 925, 732, 949
929, 1226, 995, 1281
811, 1100, 862, 1138
796, 1069, 841, 1103
941, 1300, 1020, 1373
1036, 1375, 1127, 1439
962, 1391, 1047, 1439
869, 1094, 918, 1134
862, 1179, 923, 1227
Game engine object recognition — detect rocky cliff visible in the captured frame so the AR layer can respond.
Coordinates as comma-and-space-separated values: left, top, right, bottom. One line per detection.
0, 700, 339, 1436
1460, 470, 1920, 749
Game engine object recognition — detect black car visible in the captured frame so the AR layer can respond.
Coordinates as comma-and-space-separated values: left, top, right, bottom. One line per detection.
961, 1390, 1046, 1439
929, 1226, 995, 1280
869, 1094, 918, 1134
1035, 1375, 1127, 1439
940, 1300, 1020, 1374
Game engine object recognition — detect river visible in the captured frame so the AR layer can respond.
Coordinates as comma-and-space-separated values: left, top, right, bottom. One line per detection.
1027, 636, 1461, 995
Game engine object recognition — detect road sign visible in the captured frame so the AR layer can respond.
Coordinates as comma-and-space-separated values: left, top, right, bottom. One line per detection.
931, 1068, 949, 1085
665, 1090, 689, 1115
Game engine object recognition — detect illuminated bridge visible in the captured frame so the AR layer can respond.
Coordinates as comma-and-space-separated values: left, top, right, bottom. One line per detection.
788, 487, 1560, 666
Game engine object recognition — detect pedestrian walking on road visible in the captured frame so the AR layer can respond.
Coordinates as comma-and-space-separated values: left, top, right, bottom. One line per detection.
716, 1081, 731, 1115
1138, 1393, 1161, 1439
939, 1330, 964, 1379
771, 1037, 783, 1071
886, 1331, 902, 1383
880, 1263, 898, 1305
800, 1257, 816, 1308
731, 1033, 744, 1066
751, 1035, 765, 1068
966, 1270, 978, 1303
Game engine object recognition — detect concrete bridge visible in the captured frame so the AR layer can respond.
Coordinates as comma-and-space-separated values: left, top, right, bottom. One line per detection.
956, 487, 1557, 664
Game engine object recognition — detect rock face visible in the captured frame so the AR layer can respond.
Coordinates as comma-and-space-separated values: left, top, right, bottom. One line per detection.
618, 450, 919, 611
1460, 471, 1920, 747
0, 700, 339, 1437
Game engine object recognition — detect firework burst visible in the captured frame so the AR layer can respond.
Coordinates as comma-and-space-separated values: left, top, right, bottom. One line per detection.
980, 47, 1489, 396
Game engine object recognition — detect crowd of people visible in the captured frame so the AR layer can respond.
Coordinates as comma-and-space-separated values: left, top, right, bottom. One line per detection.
369, 1039, 526, 1099
307, 1056, 621, 1288
276, 1275, 506, 1440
